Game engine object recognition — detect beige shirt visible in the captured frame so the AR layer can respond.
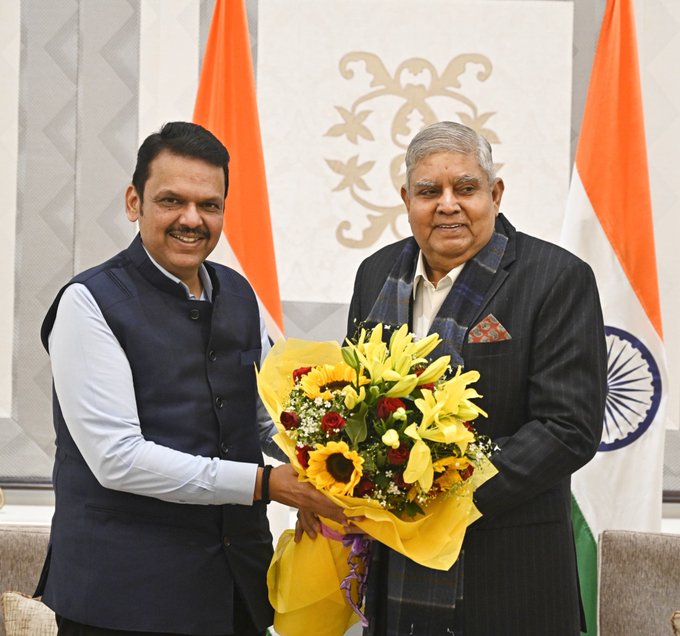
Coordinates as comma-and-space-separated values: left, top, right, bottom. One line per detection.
412, 250, 465, 339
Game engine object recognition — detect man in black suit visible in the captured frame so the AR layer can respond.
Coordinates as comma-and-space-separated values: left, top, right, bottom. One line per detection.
347, 121, 607, 635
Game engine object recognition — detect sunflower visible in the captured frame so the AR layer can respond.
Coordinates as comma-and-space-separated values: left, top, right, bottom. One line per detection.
300, 362, 367, 400
432, 456, 470, 473
434, 467, 463, 492
433, 456, 471, 492
307, 441, 364, 496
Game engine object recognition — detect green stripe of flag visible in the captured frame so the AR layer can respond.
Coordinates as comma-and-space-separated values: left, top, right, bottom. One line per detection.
572, 495, 598, 636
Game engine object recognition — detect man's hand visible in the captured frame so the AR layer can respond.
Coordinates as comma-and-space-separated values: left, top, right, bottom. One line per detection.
268, 464, 346, 528
295, 509, 366, 543
295, 510, 320, 542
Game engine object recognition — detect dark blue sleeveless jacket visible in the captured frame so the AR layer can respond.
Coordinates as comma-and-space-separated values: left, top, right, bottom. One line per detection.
39, 235, 274, 634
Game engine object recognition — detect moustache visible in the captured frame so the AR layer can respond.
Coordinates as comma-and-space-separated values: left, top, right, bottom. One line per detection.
167, 226, 211, 239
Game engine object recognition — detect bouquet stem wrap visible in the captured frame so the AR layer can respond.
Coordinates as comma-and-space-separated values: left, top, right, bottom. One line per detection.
320, 523, 370, 627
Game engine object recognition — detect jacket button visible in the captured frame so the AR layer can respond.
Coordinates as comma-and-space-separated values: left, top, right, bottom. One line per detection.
209, 350, 217, 362
215, 396, 224, 408
190, 308, 200, 320
223, 536, 230, 547
220, 442, 229, 454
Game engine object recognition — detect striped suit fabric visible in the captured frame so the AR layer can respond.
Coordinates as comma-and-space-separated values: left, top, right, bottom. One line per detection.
348, 214, 607, 636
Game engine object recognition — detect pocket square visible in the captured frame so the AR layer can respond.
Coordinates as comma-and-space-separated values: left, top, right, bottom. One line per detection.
468, 314, 512, 343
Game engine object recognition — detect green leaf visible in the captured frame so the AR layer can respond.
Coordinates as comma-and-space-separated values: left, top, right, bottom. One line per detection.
362, 455, 377, 473
404, 501, 425, 518
374, 472, 390, 489
375, 448, 387, 468
345, 403, 368, 446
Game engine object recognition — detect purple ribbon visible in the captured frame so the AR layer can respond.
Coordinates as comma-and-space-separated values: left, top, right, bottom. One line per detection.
320, 523, 371, 627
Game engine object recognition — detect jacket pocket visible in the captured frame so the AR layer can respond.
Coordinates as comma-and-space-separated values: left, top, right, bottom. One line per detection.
465, 337, 518, 359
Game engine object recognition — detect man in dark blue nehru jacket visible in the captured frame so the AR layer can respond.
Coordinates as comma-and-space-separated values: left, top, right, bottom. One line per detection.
37, 121, 345, 636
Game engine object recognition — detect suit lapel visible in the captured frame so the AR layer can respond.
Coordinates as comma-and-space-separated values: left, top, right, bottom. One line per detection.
427, 215, 513, 363
467, 226, 517, 329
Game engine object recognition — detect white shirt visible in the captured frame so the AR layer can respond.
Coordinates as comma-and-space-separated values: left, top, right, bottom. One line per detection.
412, 250, 465, 339
48, 254, 284, 506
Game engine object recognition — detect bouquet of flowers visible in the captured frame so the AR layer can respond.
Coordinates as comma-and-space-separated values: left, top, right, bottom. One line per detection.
258, 323, 497, 636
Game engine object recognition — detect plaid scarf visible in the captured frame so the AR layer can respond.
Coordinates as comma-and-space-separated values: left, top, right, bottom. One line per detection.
366, 226, 508, 367
362, 221, 508, 636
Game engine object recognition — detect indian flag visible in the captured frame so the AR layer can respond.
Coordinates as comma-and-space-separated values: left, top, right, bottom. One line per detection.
194, 0, 284, 339
560, 0, 668, 634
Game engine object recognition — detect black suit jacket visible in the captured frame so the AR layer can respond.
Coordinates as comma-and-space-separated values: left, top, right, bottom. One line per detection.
348, 215, 607, 635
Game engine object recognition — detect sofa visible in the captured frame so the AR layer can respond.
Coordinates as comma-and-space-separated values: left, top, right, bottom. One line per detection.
598, 529, 680, 636
0, 524, 54, 636
3, 523, 680, 635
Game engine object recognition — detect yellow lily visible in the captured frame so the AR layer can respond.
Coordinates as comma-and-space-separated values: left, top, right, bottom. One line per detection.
353, 352, 419, 398
437, 368, 488, 421
414, 355, 451, 386
348, 324, 439, 393
407, 331, 441, 360
388, 325, 442, 375
386, 325, 423, 376
350, 325, 392, 383
403, 365, 486, 490
413, 389, 477, 446
389, 324, 441, 360
416, 368, 486, 426
386, 325, 412, 374
342, 384, 366, 409
349, 324, 374, 350
381, 369, 405, 382
412, 390, 444, 432
402, 423, 434, 491
385, 374, 419, 397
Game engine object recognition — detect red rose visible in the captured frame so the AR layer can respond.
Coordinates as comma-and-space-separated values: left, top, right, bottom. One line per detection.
280, 411, 300, 430
295, 445, 312, 469
387, 443, 410, 465
321, 411, 346, 434
376, 396, 405, 420
393, 471, 408, 488
459, 464, 475, 481
354, 477, 375, 497
292, 366, 313, 383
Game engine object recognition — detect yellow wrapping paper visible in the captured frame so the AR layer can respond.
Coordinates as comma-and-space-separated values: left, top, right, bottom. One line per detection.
268, 527, 361, 636
258, 337, 497, 636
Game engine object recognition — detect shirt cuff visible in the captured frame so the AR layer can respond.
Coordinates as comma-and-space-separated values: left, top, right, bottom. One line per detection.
215, 460, 259, 506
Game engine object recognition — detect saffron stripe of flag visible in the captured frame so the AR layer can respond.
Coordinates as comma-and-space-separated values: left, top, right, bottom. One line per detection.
575, 0, 662, 337
194, 0, 284, 339
560, 1, 668, 634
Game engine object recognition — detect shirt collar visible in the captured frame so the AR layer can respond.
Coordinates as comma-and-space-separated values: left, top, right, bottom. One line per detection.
412, 250, 464, 299
142, 247, 212, 301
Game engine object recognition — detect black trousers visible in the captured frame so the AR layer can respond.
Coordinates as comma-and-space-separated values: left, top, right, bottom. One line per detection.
55, 588, 266, 636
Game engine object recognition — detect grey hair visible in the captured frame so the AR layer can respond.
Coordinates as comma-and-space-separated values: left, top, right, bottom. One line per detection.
404, 121, 496, 189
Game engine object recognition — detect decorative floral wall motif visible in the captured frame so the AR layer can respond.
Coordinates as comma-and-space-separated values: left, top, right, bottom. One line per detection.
324, 52, 500, 248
